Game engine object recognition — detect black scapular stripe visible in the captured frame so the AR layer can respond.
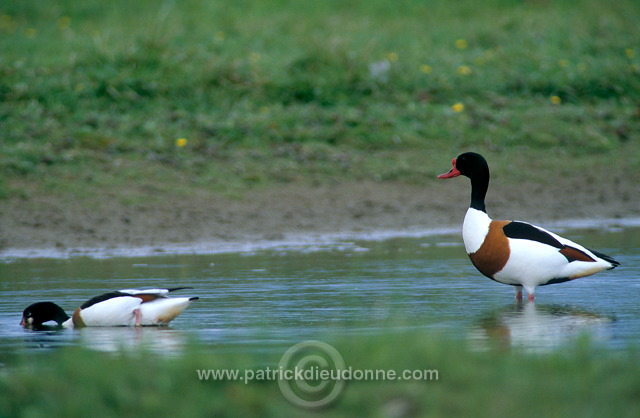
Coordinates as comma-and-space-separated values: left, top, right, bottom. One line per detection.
502, 221, 564, 249
80, 291, 130, 309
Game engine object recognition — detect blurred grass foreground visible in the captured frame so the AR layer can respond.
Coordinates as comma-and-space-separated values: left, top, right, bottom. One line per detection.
1, 334, 639, 417
1, 0, 639, 197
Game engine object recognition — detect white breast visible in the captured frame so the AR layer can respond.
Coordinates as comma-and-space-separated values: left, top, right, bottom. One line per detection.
462, 208, 491, 254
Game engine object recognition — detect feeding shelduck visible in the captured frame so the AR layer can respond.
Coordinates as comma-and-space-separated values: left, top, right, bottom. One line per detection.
438, 152, 619, 301
21, 287, 199, 329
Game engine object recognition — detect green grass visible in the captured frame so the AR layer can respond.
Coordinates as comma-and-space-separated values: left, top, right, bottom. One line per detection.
1, 0, 639, 198
1, 333, 639, 417
2, 3, 639, 414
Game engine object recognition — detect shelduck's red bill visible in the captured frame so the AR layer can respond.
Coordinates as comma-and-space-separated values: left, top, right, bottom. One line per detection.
438, 158, 461, 178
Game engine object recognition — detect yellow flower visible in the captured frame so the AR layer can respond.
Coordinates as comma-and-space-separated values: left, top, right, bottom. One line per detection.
451, 102, 465, 113
550, 95, 561, 105
558, 59, 569, 68
455, 39, 468, 50
419, 64, 432, 74
57, 16, 71, 30
386, 52, 399, 62
25, 28, 37, 38
175, 138, 188, 147
457, 65, 472, 75
215, 31, 226, 41
625, 48, 635, 58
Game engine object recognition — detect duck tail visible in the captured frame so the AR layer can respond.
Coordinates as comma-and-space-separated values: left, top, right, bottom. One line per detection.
589, 249, 620, 268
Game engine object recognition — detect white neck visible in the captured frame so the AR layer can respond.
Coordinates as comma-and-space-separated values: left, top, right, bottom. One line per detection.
462, 208, 492, 254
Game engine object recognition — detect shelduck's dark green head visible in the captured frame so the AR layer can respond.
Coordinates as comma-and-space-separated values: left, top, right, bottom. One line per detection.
438, 152, 489, 179
438, 152, 491, 212
21, 301, 69, 329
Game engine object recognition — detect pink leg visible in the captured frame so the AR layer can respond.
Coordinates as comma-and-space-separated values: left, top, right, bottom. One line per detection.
515, 290, 523, 302
134, 308, 142, 326
527, 293, 535, 302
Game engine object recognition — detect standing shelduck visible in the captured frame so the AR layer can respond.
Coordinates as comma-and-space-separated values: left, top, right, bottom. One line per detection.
438, 152, 619, 301
21, 287, 199, 329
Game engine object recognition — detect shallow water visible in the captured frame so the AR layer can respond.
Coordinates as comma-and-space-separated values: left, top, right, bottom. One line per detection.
1, 222, 639, 355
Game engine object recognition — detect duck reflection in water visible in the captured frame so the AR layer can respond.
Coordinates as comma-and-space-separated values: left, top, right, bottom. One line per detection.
469, 303, 614, 352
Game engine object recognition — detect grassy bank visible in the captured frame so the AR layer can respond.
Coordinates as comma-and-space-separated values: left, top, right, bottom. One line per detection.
1, 0, 639, 199
1, 334, 639, 417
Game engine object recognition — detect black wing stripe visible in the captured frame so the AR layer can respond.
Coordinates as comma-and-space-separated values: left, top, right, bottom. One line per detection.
80, 291, 130, 309
502, 221, 564, 249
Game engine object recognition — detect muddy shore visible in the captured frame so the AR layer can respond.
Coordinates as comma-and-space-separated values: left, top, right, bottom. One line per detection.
1, 175, 638, 258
